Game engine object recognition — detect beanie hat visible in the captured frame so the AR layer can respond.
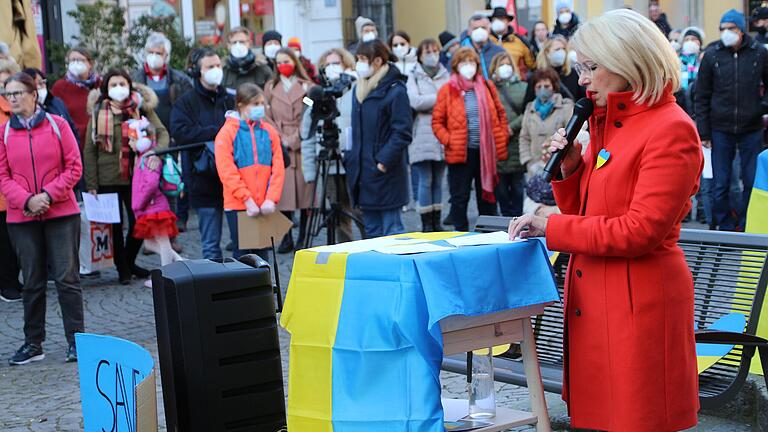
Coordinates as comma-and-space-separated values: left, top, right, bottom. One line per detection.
555, 1, 570, 12
262, 30, 282, 46
721, 9, 746, 33
752, 6, 768, 21
439, 31, 457, 47
680, 26, 705, 45
287, 37, 301, 51
355, 16, 376, 39
526, 174, 556, 206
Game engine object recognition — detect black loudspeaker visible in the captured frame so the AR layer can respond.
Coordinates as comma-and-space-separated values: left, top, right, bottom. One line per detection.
151, 256, 286, 432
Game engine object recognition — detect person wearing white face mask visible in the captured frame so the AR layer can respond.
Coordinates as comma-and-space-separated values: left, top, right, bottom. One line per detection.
489, 52, 528, 217
347, 40, 413, 237
552, 2, 580, 40
524, 35, 585, 105
348, 16, 378, 55
22, 68, 79, 147
488, 7, 536, 78
261, 30, 283, 72
52, 47, 101, 147
83, 69, 169, 284
460, 14, 506, 80
222, 27, 272, 93
170, 48, 235, 260
131, 32, 193, 132
432, 47, 509, 231
695, 9, 768, 231
388, 30, 418, 76
406, 38, 450, 232
675, 27, 704, 118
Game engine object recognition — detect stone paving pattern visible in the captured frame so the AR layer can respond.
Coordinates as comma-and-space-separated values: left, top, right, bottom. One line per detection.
0, 203, 750, 431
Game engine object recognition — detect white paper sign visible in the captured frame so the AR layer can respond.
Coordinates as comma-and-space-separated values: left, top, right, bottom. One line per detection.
81, 193, 121, 223
446, 231, 523, 247
702, 147, 713, 179
374, 243, 454, 255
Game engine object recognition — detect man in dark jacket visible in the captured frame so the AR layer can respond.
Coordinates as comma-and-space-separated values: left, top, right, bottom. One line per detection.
695, 9, 768, 231
131, 32, 193, 130
751, 6, 768, 44
649, 4, 672, 37
552, 2, 580, 39
459, 14, 505, 80
170, 48, 234, 259
222, 26, 272, 92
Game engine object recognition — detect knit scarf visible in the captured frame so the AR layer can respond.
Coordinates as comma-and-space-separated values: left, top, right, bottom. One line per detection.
449, 72, 498, 203
355, 64, 390, 102
227, 51, 257, 75
94, 95, 139, 180
534, 97, 555, 120
66, 71, 100, 90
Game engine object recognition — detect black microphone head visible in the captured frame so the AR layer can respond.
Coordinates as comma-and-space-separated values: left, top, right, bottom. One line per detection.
573, 98, 594, 118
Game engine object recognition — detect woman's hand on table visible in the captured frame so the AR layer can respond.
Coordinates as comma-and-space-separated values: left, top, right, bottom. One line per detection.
508, 213, 547, 240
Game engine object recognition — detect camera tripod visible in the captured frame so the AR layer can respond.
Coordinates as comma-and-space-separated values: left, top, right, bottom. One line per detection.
302, 123, 365, 249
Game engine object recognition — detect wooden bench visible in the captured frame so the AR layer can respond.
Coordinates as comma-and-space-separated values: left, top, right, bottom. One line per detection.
441, 215, 768, 409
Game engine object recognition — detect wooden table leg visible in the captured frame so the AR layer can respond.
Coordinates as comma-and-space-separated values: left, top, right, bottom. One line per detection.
521, 317, 551, 432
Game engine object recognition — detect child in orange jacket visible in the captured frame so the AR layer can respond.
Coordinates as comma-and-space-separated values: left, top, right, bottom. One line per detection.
215, 82, 285, 259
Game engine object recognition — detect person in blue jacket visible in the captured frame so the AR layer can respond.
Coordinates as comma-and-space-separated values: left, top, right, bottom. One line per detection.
170, 48, 235, 259
346, 40, 413, 237
459, 14, 505, 80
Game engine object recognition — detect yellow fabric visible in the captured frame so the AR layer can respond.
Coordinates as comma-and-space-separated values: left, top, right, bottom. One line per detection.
280, 251, 349, 431
0, 0, 42, 69
746, 187, 768, 375
697, 356, 724, 374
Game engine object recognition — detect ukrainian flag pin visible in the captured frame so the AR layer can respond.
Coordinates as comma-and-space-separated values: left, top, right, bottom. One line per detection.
596, 148, 611, 169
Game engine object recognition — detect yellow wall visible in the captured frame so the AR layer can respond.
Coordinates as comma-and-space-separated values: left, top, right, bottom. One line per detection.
394, 0, 447, 45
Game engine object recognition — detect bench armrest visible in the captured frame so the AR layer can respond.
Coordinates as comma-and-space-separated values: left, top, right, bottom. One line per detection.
695, 330, 768, 347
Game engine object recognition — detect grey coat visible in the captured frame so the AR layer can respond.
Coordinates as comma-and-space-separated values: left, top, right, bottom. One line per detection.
406, 63, 449, 164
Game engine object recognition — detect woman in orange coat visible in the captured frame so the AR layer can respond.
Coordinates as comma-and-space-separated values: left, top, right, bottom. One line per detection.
215, 83, 285, 260
509, 10, 702, 431
432, 47, 508, 231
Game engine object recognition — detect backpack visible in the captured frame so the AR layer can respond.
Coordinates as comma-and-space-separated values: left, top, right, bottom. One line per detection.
4, 112, 61, 144
160, 154, 184, 197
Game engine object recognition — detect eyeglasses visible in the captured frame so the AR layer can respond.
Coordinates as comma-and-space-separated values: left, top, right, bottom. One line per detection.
3, 90, 30, 100
573, 62, 599, 78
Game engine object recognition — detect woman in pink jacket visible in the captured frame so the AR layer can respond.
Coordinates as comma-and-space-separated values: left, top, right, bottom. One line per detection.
0, 72, 84, 365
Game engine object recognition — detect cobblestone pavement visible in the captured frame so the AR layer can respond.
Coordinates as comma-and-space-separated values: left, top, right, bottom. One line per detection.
0, 198, 746, 431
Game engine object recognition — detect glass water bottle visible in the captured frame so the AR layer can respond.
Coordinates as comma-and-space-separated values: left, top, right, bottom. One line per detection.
468, 349, 496, 418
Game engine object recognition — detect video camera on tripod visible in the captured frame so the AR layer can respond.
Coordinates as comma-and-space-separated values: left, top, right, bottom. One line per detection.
303, 69, 355, 147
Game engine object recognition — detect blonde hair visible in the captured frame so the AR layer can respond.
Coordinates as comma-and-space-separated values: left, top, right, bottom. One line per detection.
570, 8, 681, 105
318, 48, 356, 70
489, 52, 519, 79
536, 35, 571, 76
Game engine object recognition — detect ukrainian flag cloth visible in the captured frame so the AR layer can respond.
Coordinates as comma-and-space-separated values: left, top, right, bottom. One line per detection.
746, 149, 768, 375
280, 233, 558, 431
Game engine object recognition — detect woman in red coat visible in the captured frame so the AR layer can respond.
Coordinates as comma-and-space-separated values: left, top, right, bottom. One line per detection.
509, 9, 702, 431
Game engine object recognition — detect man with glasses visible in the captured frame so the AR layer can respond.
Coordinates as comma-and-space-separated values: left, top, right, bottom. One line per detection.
695, 9, 768, 231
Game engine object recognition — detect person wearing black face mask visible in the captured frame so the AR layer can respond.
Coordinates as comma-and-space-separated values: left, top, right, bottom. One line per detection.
751, 6, 768, 44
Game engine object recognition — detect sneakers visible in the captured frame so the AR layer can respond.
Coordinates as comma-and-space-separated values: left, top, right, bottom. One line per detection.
65, 343, 77, 363
8, 343, 45, 365
0, 287, 22, 302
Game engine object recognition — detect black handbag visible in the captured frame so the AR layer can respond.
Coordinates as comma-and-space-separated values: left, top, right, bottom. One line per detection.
192, 141, 219, 178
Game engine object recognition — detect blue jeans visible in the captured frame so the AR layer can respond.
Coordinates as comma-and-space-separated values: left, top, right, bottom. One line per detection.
412, 161, 445, 213
197, 207, 223, 260
711, 130, 763, 230
224, 210, 270, 261
698, 177, 714, 227
362, 209, 405, 238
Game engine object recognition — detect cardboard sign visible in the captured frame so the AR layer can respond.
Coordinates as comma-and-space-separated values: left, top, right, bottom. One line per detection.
76, 333, 158, 432
237, 211, 293, 250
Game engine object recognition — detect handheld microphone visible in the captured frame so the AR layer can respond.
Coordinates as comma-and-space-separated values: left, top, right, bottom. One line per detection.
542, 97, 594, 182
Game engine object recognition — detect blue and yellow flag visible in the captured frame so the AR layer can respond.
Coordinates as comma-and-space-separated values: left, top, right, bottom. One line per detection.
280, 233, 559, 431
746, 149, 768, 375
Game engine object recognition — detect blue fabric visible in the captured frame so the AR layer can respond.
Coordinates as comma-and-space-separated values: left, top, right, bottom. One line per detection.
534, 97, 555, 120
330, 239, 558, 431
346, 66, 413, 211
755, 149, 768, 191
197, 206, 223, 259
721, 9, 746, 33
362, 208, 405, 238
234, 119, 273, 168
711, 130, 763, 229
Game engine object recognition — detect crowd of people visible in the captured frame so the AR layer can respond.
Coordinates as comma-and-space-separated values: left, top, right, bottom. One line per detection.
1, 1, 767, 366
